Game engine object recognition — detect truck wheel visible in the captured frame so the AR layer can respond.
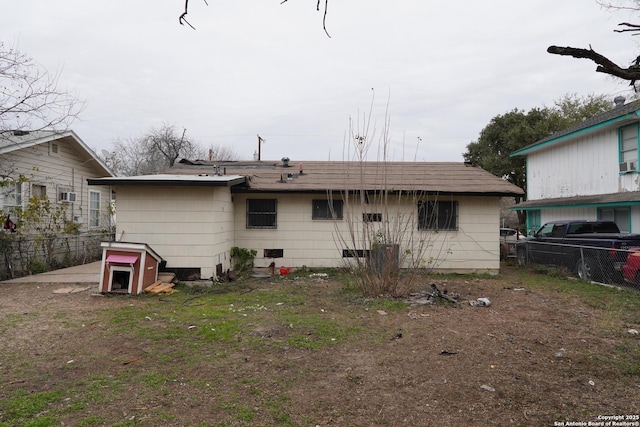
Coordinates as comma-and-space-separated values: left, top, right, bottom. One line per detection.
576, 258, 598, 281
516, 248, 528, 266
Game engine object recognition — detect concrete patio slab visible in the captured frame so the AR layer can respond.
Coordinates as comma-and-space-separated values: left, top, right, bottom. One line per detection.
0, 261, 101, 284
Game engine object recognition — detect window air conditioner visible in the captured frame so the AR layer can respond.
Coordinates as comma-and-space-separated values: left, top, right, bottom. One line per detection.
59, 191, 77, 203
620, 161, 636, 173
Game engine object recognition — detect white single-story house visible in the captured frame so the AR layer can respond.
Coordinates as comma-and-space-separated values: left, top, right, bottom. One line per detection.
87, 159, 524, 279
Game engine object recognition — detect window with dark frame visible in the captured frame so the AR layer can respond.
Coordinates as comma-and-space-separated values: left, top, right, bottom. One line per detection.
417, 200, 458, 230
264, 248, 284, 258
312, 199, 343, 220
363, 212, 382, 223
246, 199, 277, 229
342, 249, 370, 258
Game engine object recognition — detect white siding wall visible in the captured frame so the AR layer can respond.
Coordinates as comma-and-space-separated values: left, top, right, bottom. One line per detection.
115, 189, 503, 275
538, 207, 596, 226
527, 129, 619, 199
233, 193, 502, 272
114, 186, 234, 278
618, 170, 640, 192
212, 188, 235, 271
1, 139, 112, 230
426, 195, 501, 271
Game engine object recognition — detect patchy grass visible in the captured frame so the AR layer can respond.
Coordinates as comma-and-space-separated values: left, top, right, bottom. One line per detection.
0, 266, 639, 426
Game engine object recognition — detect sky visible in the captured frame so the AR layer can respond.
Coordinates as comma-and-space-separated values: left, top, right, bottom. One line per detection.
2, 1, 639, 163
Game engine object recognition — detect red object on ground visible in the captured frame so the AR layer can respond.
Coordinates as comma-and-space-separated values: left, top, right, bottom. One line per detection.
279, 266, 291, 276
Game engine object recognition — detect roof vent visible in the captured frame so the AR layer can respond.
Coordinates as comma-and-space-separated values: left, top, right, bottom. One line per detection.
614, 96, 626, 108
281, 157, 290, 167
13, 130, 30, 136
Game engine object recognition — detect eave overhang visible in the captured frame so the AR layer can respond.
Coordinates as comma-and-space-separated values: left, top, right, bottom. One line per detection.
510, 191, 640, 211
510, 102, 640, 158
86, 174, 246, 187
230, 187, 522, 198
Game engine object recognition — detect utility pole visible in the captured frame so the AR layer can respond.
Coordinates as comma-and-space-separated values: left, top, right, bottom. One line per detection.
257, 134, 266, 161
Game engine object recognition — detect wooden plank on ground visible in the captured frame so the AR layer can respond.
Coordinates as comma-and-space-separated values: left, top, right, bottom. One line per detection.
143, 280, 163, 292
148, 284, 171, 295
158, 272, 177, 283
148, 283, 175, 295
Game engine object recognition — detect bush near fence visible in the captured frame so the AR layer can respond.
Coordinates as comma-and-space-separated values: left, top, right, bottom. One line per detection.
0, 231, 115, 280
517, 240, 640, 291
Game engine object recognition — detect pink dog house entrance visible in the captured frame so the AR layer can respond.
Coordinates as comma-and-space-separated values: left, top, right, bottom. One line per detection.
99, 242, 162, 294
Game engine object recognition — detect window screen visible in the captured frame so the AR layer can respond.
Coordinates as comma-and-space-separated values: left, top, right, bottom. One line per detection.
312, 199, 343, 220
418, 200, 458, 230
247, 199, 277, 228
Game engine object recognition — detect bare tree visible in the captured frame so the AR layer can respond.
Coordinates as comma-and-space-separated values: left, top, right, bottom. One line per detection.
548, 1, 640, 87
106, 137, 155, 177
104, 124, 236, 176
333, 99, 451, 297
0, 42, 83, 185
0, 42, 82, 137
145, 124, 193, 168
201, 144, 238, 162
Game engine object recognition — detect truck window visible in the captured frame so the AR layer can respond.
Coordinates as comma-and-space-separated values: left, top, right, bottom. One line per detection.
537, 223, 555, 237
567, 224, 585, 234
551, 225, 566, 238
592, 222, 619, 233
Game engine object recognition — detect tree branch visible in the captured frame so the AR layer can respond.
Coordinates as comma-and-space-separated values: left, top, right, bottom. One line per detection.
547, 45, 640, 84
615, 22, 640, 34
0, 42, 83, 136
180, 0, 208, 30
282, 0, 330, 37
319, 0, 330, 38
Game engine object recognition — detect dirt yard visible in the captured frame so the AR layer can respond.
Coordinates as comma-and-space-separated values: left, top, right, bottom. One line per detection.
0, 265, 639, 426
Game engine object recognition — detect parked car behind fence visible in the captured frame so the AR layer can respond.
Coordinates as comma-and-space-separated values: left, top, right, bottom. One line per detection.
500, 227, 522, 260
621, 248, 640, 289
518, 240, 640, 291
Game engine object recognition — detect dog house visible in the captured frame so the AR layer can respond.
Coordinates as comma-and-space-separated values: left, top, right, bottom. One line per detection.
99, 242, 162, 294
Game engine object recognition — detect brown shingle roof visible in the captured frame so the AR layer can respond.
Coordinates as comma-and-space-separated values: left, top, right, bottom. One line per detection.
170, 160, 524, 196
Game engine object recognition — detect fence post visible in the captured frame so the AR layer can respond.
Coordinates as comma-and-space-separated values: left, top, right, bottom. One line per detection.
578, 246, 584, 279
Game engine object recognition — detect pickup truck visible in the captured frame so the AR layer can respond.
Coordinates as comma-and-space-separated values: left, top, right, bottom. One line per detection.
515, 220, 640, 282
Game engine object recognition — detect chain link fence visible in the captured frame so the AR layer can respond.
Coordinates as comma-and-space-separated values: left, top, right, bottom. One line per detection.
0, 231, 115, 280
516, 241, 640, 291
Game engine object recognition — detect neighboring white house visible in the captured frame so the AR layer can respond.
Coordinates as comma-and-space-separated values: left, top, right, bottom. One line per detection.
511, 97, 640, 235
0, 130, 115, 232
88, 160, 523, 279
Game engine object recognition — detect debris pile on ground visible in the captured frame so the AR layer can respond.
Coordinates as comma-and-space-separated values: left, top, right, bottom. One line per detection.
144, 273, 177, 295
144, 280, 175, 295
469, 297, 491, 307
308, 273, 329, 282
427, 283, 459, 304
402, 283, 460, 305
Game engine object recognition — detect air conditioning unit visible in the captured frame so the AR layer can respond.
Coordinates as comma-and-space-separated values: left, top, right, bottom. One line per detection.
59, 191, 77, 203
619, 161, 637, 173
